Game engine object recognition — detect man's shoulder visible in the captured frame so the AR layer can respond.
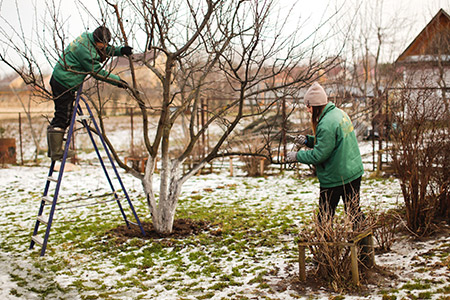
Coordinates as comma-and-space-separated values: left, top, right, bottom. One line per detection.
70, 32, 93, 48
78, 31, 93, 41
68, 32, 95, 55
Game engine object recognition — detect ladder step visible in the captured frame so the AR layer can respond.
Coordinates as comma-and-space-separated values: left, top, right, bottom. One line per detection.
42, 196, 54, 205
76, 115, 91, 121
32, 235, 44, 246
37, 215, 48, 224
47, 176, 58, 182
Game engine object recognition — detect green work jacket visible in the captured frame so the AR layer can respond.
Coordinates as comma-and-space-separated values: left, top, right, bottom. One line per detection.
296, 102, 364, 188
52, 32, 123, 90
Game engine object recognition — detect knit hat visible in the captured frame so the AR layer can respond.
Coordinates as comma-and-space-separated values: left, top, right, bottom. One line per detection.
93, 26, 112, 44
304, 82, 328, 107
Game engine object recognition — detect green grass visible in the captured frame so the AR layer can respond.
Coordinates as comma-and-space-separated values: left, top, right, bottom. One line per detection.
0, 173, 448, 299
402, 280, 432, 290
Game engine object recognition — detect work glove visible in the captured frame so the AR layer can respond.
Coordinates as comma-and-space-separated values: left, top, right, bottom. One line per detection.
294, 135, 307, 146
121, 46, 133, 56
286, 151, 298, 163
117, 79, 129, 89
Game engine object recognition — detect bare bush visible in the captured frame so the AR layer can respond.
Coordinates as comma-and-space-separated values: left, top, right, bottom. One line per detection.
390, 78, 450, 235
366, 208, 402, 252
299, 208, 372, 291
237, 139, 270, 177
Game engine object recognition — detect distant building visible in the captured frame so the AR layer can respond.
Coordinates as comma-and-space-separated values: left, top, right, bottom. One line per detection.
396, 9, 450, 91
0, 75, 53, 120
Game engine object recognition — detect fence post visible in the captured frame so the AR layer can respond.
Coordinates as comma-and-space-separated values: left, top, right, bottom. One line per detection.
350, 244, 360, 286
229, 157, 233, 177
298, 243, 306, 281
130, 107, 134, 155
259, 158, 265, 176
18, 113, 23, 165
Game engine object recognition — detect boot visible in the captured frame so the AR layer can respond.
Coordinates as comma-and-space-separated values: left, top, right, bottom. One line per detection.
47, 127, 74, 161
47, 127, 65, 161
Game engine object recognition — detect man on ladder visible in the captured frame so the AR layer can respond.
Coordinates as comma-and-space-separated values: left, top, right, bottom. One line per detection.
30, 26, 145, 256
47, 25, 133, 160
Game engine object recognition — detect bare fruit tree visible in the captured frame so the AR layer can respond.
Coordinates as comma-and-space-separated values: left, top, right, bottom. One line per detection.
1, 0, 344, 234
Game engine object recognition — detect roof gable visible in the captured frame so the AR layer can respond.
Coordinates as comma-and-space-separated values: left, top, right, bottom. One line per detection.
396, 9, 450, 63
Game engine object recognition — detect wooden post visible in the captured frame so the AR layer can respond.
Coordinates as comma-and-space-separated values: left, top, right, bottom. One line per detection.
229, 157, 234, 177
18, 113, 23, 165
350, 244, 360, 286
201, 98, 206, 159
281, 96, 286, 172
259, 158, 264, 176
298, 244, 306, 281
141, 158, 146, 173
130, 107, 134, 155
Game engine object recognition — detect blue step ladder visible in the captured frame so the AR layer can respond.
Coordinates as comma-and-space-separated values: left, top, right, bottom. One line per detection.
30, 85, 146, 256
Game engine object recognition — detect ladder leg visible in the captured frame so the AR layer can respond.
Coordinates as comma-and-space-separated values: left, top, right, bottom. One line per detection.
76, 106, 131, 227
30, 160, 56, 250
81, 98, 145, 236
31, 85, 83, 256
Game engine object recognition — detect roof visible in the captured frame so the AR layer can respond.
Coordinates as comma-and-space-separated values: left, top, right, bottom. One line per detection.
396, 9, 450, 64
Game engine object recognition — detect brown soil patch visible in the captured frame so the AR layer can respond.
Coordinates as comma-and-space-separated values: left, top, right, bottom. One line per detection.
108, 218, 211, 244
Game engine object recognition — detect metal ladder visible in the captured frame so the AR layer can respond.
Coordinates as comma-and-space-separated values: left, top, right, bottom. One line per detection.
30, 85, 146, 256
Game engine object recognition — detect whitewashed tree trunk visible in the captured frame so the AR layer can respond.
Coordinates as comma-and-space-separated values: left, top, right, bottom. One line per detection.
142, 156, 197, 234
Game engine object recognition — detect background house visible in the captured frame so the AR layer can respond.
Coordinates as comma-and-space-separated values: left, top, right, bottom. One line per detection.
395, 8, 449, 111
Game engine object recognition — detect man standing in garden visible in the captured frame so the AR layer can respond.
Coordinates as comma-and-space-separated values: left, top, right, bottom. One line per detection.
47, 25, 132, 160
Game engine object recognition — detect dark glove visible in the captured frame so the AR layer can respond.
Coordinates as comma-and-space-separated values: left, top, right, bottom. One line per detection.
117, 79, 128, 89
286, 151, 298, 163
120, 46, 133, 56
294, 135, 307, 146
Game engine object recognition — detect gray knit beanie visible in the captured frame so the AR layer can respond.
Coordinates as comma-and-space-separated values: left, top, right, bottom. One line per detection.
304, 82, 328, 107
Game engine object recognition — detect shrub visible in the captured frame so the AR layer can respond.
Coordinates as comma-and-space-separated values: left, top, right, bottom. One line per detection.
390, 82, 450, 235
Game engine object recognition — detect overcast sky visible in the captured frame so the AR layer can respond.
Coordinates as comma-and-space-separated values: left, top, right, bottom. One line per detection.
0, 0, 449, 76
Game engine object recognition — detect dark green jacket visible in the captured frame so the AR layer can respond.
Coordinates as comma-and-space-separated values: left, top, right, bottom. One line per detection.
52, 32, 123, 90
296, 102, 364, 188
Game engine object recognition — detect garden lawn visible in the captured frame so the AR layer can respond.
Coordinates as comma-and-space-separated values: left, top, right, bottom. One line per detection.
0, 158, 448, 299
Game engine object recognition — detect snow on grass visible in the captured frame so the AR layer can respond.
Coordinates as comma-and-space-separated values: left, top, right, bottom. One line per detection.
0, 140, 448, 299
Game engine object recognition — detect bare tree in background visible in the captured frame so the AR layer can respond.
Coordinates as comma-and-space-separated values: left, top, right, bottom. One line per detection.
8, 84, 47, 162
1, 0, 344, 234
327, 1, 408, 173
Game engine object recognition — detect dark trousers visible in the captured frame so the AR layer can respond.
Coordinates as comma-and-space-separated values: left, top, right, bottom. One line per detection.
49, 76, 76, 130
318, 176, 365, 229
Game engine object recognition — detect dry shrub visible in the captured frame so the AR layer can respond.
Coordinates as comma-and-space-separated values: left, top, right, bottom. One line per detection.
366, 208, 402, 252
390, 82, 450, 235
299, 210, 372, 292
128, 141, 148, 172
240, 155, 270, 177
237, 137, 270, 177
433, 137, 450, 223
